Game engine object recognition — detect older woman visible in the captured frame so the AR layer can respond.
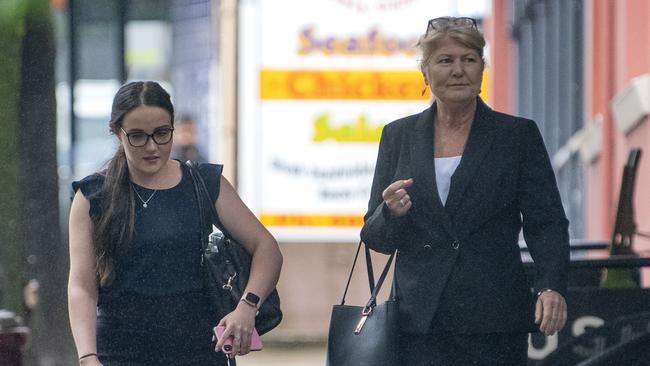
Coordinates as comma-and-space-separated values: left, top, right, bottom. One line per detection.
361, 17, 569, 365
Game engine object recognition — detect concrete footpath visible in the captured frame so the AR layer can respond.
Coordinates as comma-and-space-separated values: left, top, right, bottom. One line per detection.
234, 343, 326, 366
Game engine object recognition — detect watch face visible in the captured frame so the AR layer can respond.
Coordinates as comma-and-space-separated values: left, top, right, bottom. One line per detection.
246, 292, 260, 305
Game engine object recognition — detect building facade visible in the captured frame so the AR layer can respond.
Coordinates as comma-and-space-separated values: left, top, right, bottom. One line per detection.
489, 0, 650, 285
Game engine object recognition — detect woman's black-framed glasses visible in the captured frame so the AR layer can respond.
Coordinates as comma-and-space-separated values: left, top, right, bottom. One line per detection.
426, 16, 478, 34
120, 127, 174, 147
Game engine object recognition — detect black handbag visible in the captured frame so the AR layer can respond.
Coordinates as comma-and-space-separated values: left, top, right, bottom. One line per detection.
326, 241, 399, 366
186, 161, 282, 335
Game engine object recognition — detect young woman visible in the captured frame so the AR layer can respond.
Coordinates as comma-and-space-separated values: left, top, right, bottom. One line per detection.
68, 81, 282, 365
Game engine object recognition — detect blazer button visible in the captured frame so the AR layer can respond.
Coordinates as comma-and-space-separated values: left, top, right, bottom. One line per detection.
423, 244, 432, 250
451, 240, 460, 250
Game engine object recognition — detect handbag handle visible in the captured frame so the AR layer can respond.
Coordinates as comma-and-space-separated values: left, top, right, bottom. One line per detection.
339, 241, 396, 309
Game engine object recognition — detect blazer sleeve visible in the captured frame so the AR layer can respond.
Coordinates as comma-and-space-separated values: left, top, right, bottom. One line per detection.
360, 125, 408, 254
518, 120, 570, 297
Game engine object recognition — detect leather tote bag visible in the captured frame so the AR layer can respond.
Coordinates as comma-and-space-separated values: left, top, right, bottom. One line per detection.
326, 241, 398, 366
186, 161, 282, 335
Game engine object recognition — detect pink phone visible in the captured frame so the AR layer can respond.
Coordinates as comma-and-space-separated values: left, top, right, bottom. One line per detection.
213, 325, 263, 353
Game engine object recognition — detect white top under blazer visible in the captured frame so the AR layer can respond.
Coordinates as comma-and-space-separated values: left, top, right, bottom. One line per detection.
434, 156, 462, 205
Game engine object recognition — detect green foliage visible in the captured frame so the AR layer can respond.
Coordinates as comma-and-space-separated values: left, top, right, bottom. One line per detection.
25, 0, 51, 22
601, 268, 640, 289
0, 0, 26, 312
0, 0, 26, 36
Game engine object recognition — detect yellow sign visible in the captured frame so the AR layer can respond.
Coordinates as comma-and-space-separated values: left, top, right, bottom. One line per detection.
312, 113, 383, 143
261, 69, 489, 101
261, 214, 364, 227
260, 70, 430, 100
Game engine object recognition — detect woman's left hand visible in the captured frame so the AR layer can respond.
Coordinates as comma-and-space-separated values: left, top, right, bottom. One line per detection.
535, 290, 567, 336
214, 301, 258, 356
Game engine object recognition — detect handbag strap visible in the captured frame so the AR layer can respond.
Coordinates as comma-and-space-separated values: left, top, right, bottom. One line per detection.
340, 241, 363, 305
185, 160, 232, 237
186, 162, 240, 366
186, 160, 209, 251
339, 240, 396, 308
364, 246, 376, 294
363, 247, 396, 310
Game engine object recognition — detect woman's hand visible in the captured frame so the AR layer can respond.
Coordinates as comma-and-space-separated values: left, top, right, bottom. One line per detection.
214, 301, 258, 356
382, 178, 414, 217
535, 290, 567, 336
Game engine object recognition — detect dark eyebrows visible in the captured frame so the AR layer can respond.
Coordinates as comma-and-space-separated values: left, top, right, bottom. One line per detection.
124, 124, 172, 133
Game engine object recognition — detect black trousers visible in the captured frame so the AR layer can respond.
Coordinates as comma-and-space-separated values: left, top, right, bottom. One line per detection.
399, 329, 528, 366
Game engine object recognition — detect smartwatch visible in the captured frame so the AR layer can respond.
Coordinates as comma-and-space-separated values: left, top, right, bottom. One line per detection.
241, 292, 261, 308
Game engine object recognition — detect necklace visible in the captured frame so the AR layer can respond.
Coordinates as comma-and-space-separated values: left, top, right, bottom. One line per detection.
131, 183, 158, 208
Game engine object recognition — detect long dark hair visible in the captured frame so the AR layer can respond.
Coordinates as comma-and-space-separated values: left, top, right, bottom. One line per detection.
93, 81, 174, 286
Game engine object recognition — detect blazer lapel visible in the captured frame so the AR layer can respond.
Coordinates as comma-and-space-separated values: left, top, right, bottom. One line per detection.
409, 104, 456, 238
444, 99, 498, 218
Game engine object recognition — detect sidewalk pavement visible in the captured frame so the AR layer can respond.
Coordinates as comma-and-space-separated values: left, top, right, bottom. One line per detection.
235, 343, 326, 366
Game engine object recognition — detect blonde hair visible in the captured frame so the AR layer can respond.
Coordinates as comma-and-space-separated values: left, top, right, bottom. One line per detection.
417, 22, 486, 72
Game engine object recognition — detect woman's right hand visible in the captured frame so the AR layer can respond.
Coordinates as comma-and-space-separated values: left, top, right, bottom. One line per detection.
382, 178, 413, 217
214, 301, 258, 356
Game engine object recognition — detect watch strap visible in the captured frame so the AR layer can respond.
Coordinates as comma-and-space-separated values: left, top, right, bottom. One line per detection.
241, 292, 260, 308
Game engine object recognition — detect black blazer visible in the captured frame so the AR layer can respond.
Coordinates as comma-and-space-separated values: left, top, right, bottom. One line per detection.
361, 98, 570, 334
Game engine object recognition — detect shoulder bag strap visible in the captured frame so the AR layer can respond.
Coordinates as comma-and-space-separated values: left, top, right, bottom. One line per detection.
363, 246, 396, 309
185, 160, 233, 237
340, 241, 363, 305
185, 164, 239, 366
339, 240, 396, 306
186, 160, 209, 251
364, 245, 376, 294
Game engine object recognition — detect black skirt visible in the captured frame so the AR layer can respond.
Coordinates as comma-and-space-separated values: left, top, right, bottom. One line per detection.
398, 329, 528, 365
96, 289, 228, 366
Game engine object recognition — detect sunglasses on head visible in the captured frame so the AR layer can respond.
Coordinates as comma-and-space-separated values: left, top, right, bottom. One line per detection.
426, 17, 478, 34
